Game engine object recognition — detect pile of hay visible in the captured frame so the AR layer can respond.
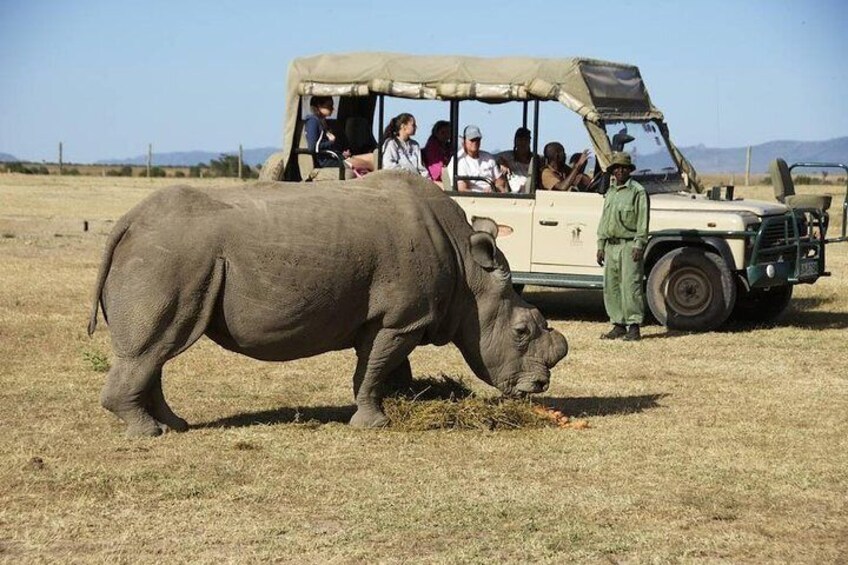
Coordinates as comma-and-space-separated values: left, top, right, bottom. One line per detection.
383, 375, 588, 431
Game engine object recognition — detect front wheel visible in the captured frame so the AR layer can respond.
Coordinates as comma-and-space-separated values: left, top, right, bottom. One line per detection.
646, 247, 737, 332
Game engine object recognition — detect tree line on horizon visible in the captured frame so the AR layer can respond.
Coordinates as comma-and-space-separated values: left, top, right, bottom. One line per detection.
0, 154, 260, 179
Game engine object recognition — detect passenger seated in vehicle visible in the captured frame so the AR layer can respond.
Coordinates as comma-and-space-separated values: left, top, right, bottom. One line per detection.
381, 113, 430, 178
304, 96, 375, 173
447, 125, 507, 193
539, 142, 592, 191
496, 127, 538, 193
422, 120, 451, 183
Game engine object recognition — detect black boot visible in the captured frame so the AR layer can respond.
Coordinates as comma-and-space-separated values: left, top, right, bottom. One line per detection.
600, 324, 627, 340
623, 324, 641, 341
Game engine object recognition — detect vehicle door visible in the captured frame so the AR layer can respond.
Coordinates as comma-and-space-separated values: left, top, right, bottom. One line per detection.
531, 190, 605, 274
451, 193, 535, 271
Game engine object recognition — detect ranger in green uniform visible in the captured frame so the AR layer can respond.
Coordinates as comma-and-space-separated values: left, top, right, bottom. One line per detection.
596, 152, 649, 341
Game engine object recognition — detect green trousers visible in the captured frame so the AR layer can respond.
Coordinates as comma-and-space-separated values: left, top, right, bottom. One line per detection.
603, 240, 645, 326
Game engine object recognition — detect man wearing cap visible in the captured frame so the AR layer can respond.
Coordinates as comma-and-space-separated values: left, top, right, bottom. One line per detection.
596, 152, 649, 341
450, 125, 507, 193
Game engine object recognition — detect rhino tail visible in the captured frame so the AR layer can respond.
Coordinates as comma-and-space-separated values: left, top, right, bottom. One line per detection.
87, 220, 130, 336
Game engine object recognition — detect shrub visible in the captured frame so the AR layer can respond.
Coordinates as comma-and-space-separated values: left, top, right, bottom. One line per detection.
138, 166, 167, 178
174, 171, 186, 178
4, 162, 49, 175
207, 154, 256, 178
106, 166, 134, 177
82, 349, 110, 373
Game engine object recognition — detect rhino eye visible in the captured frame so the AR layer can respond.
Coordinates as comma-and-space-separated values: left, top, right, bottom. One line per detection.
513, 325, 531, 339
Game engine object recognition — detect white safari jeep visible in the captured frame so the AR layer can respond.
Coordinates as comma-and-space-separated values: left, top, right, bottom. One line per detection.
262, 53, 847, 332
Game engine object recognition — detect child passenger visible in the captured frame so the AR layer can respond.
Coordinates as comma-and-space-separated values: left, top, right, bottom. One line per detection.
303, 95, 374, 172
381, 113, 430, 178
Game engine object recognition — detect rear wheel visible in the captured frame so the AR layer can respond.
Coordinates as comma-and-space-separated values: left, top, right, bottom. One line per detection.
647, 247, 737, 331
732, 285, 793, 323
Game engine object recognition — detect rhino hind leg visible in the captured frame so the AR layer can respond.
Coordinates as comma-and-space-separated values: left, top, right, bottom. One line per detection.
146, 369, 189, 433
350, 328, 422, 428
101, 258, 225, 436
101, 357, 165, 437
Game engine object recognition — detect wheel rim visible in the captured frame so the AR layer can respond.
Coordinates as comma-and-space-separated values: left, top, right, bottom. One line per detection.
663, 266, 713, 316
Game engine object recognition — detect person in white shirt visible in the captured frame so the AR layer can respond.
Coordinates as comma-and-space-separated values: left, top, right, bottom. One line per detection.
496, 126, 539, 193
381, 113, 430, 178
449, 125, 507, 193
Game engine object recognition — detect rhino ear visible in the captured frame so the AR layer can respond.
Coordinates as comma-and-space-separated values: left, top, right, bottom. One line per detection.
469, 231, 497, 270
471, 216, 499, 240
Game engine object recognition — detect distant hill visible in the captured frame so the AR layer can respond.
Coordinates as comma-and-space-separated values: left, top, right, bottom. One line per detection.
94, 137, 843, 173
8, 137, 847, 173
96, 147, 279, 167
665, 137, 848, 173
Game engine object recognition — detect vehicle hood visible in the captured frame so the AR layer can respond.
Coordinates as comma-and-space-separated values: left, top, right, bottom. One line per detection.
650, 193, 789, 216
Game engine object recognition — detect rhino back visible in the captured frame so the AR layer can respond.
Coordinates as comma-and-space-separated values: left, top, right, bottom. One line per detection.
121, 174, 469, 359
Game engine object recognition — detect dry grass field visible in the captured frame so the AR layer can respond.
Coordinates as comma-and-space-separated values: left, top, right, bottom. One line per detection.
1, 174, 846, 563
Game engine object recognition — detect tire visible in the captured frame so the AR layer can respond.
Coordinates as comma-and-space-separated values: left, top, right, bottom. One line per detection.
732, 285, 793, 323
258, 151, 286, 181
646, 247, 737, 332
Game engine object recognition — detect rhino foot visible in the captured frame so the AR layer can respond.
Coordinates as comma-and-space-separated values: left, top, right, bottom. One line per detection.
125, 419, 164, 438
157, 417, 189, 433
349, 408, 390, 428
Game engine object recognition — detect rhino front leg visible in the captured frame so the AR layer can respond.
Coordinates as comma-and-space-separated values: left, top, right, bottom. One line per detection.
350, 328, 422, 428
384, 357, 413, 396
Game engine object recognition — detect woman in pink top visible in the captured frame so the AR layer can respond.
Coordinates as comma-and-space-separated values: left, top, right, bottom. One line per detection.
422, 120, 451, 183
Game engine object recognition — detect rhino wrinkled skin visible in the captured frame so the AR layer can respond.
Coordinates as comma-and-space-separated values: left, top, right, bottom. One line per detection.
88, 170, 568, 436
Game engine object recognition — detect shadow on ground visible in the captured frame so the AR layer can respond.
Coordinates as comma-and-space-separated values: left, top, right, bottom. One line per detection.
539, 393, 668, 417
527, 288, 848, 332
196, 405, 357, 429
522, 289, 608, 323
194, 393, 667, 430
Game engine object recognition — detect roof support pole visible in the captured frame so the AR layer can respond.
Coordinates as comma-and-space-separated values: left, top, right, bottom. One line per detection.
450, 100, 459, 191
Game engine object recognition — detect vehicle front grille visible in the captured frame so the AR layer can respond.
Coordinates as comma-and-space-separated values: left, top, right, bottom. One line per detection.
754, 215, 799, 264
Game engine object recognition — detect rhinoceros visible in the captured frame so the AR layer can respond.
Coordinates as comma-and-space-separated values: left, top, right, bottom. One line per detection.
88, 170, 568, 436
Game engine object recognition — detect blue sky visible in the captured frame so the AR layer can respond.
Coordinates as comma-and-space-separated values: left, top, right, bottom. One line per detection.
1, 0, 846, 163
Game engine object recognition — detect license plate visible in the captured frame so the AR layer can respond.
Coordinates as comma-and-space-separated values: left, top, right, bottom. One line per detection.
799, 259, 819, 277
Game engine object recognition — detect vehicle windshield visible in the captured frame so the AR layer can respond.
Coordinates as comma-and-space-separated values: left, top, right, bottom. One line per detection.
604, 121, 687, 194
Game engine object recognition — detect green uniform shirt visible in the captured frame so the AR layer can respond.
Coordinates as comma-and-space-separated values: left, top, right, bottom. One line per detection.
597, 177, 649, 250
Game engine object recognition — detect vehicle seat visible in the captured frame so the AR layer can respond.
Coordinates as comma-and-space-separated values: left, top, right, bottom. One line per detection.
770, 158, 832, 210
524, 156, 536, 193
296, 124, 315, 180
345, 116, 377, 155
442, 159, 453, 190
296, 120, 355, 181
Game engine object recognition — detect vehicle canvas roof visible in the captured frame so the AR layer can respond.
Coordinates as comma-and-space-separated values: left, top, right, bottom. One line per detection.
281, 52, 700, 186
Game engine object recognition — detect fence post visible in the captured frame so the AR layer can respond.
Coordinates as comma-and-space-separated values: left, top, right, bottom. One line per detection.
745, 146, 752, 186
59, 142, 63, 175
147, 143, 152, 179
238, 144, 243, 180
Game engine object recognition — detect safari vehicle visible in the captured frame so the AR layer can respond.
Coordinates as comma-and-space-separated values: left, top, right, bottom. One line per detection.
261, 53, 848, 331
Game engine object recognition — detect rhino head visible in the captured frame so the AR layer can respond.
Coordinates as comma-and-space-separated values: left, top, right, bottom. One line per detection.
454, 218, 569, 397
